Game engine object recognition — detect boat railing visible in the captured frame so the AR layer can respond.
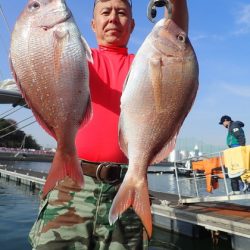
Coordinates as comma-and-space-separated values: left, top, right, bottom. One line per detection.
173, 151, 250, 205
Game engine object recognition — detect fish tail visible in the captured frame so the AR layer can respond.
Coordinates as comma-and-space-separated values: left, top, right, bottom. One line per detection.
109, 174, 152, 238
42, 150, 83, 198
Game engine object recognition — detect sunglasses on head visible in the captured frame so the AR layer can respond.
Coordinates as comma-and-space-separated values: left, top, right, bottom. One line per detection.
94, 0, 132, 8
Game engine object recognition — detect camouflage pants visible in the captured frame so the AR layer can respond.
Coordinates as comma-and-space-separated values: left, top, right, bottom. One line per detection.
29, 175, 148, 250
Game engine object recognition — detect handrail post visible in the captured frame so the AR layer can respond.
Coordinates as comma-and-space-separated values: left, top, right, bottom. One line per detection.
219, 151, 229, 195
174, 161, 182, 203
192, 170, 199, 197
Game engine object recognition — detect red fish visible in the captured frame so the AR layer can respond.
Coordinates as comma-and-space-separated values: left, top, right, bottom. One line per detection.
10, 0, 92, 197
109, 18, 199, 237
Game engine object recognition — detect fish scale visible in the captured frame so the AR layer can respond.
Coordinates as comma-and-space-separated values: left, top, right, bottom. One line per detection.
10, 0, 92, 198
109, 18, 199, 238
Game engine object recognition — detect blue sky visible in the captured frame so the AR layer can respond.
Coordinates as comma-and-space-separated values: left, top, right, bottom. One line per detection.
0, 0, 250, 151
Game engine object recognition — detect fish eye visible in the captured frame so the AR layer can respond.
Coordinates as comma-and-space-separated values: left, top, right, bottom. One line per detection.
28, 1, 41, 11
177, 34, 185, 43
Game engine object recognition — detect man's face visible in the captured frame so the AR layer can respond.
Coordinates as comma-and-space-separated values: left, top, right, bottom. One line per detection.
223, 120, 230, 128
92, 0, 135, 47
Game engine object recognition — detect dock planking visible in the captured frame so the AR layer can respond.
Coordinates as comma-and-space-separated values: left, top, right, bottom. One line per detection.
150, 190, 250, 241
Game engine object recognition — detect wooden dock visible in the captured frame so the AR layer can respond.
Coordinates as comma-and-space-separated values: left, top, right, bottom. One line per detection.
1, 165, 250, 249
150, 190, 250, 248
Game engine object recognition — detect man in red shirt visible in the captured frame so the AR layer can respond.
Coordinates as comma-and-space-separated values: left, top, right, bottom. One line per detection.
29, 1, 189, 249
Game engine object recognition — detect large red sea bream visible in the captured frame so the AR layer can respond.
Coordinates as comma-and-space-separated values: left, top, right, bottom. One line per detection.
10, 0, 92, 197
109, 17, 199, 238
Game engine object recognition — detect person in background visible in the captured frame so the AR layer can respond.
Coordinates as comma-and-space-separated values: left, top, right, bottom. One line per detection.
219, 115, 247, 193
29, 1, 189, 249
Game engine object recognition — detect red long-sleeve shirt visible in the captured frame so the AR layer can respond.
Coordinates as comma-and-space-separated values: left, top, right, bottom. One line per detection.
75, 45, 134, 163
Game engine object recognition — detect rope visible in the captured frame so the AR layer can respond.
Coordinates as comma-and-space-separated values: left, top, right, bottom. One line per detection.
0, 105, 22, 117
0, 115, 34, 132
0, 4, 11, 34
0, 120, 36, 139
0, 104, 28, 119
0, 31, 8, 54
0, 4, 11, 81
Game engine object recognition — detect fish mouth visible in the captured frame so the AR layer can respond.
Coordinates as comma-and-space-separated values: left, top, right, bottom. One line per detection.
39, 10, 72, 31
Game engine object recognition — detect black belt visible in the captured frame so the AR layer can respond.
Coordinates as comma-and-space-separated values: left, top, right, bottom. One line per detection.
81, 160, 127, 184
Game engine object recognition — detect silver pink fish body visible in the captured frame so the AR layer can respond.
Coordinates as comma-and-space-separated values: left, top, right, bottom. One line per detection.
10, 0, 92, 196
109, 18, 199, 237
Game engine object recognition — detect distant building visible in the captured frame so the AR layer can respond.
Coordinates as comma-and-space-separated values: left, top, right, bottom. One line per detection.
154, 138, 224, 164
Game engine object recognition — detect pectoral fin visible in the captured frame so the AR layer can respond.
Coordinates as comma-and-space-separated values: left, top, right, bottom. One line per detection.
149, 57, 163, 113
81, 36, 93, 63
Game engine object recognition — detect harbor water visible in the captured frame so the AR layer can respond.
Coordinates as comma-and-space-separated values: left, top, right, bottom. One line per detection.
0, 161, 242, 250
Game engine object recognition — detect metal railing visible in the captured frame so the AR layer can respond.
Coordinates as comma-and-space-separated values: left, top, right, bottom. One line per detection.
173, 151, 250, 205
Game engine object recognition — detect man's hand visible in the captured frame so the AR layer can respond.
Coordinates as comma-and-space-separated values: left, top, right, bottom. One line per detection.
166, 0, 188, 33
147, 0, 171, 22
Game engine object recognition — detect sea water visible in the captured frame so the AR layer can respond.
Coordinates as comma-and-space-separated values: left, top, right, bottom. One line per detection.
0, 161, 236, 250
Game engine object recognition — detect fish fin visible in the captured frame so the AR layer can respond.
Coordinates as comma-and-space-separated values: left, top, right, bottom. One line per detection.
79, 97, 92, 128
150, 134, 177, 165
121, 67, 131, 92
109, 173, 152, 238
81, 36, 93, 63
9, 59, 24, 98
33, 111, 57, 139
24, 98, 57, 139
118, 117, 128, 157
149, 57, 163, 113
42, 150, 83, 198
118, 130, 128, 157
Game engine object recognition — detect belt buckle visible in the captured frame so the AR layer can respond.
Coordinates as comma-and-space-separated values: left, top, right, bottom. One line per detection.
96, 162, 121, 184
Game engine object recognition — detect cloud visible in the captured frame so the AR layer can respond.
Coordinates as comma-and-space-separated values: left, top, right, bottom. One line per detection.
237, 4, 250, 26
190, 34, 208, 42
234, 4, 250, 35
195, 4, 250, 38
221, 82, 250, 97
191, 33, 225, 42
